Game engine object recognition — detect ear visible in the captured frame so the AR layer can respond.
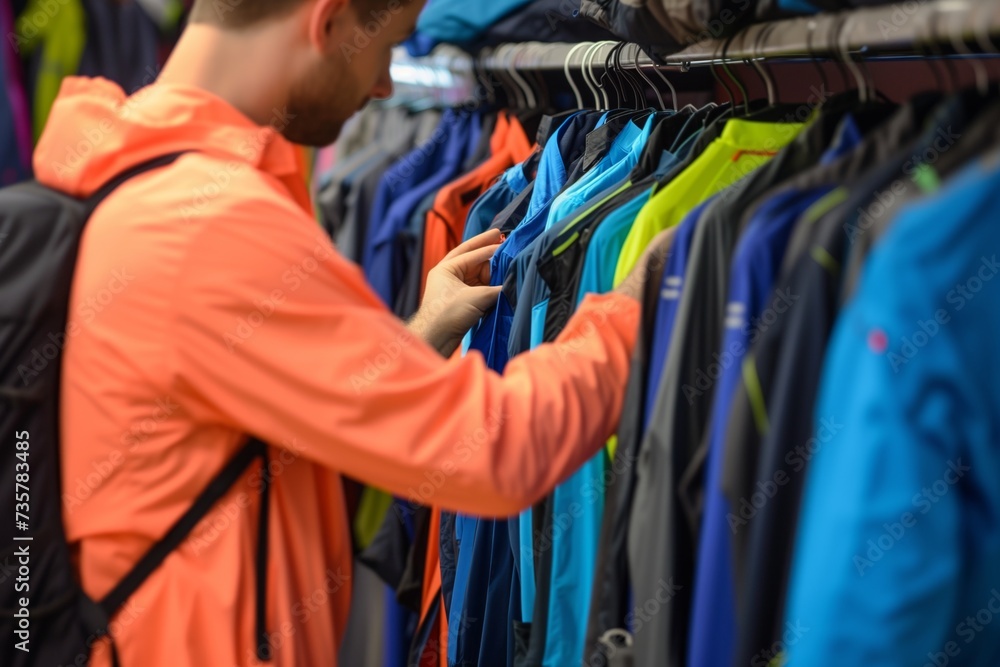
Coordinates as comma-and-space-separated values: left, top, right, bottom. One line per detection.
307, 0, 353, 56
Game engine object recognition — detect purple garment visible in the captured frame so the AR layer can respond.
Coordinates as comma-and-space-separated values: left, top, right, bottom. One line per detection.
1, 0, 32, 185
363, 109, 480, 306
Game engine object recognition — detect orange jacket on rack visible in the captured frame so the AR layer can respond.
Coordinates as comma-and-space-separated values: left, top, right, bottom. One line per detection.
420, 111, 534, 296
35, 76, 640, 667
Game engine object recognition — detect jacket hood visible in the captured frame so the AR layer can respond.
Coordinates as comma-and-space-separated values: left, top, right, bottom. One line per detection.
34, 76, 302, 198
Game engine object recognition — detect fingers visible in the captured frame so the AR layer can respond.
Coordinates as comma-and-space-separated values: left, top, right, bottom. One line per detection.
445, 243, 501, 285
443, 228, 503, 262
464, 285, 503, 314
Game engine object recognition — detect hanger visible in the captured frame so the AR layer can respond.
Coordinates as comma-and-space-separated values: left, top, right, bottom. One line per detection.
710, 36, 738, 115
564, 42, 591, 110
853, 47, 884, 103
950, 4, 990, 97
837, 13, 870, 104
482, 46, 507, 108
524, 43, 553, 112
473, 48, 497, 108
616, 45, 659, 122
720, 33, 751, 115
739, 24, 770, 106
829, 12, 890, 106
580, 43, 599, 109
599, 42, 645, 120
608, 43, 633, 108
597, 41, 618, 110
805, 19, 831, 99
511, 44, 532, 109
507, 44, 538, 109
517, 42, 544, 109
821, 12, 851, 94
923, 5, 960, 94
975, 1, 1000, 55
578, 43, 597, 109
601, 43, 626, 109
918, 4, 961, 92
490, 45, 521, 109
748, 22, 778, 108
510, 43, 550, 136
743, 21, 828, 122
629, 43, 668, 110
613, 42, 644, 109
974, 0, 1000, 93
584, 42, 611, 110
841, 16, 893, 105
909, 7, 948, 95
647, 54, 680, 112
950, 1, 990, 96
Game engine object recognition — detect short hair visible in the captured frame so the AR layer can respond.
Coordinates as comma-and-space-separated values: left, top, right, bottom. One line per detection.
189, 0, 381, 29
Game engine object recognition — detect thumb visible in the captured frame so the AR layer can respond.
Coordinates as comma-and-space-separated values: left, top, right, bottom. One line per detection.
444, 243, 501, 285
463, 285, 503, 314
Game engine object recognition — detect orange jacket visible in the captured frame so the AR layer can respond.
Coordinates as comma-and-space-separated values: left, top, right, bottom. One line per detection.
36, 77, 640, 666
420, 112, 533, 296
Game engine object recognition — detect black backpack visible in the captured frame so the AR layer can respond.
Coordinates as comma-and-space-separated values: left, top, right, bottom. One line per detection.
0, 154, 273, 666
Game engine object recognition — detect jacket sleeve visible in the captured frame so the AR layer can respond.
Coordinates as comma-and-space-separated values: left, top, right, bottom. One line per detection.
169, 199, 640, 518
782, 269, 963, 666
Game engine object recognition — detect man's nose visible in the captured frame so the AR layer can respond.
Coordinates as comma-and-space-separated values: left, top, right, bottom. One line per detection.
371, 65, 394, 100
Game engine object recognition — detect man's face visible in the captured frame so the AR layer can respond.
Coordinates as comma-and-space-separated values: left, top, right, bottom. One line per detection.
284, 0, 424, 146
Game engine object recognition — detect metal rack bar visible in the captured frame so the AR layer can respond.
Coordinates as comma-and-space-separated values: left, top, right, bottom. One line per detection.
459, 0, 1000, 71
389, 0, 1000, 97
664, 0, 1000, 64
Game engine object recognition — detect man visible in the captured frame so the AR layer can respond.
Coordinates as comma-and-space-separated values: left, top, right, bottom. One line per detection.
33, 0, 663, 664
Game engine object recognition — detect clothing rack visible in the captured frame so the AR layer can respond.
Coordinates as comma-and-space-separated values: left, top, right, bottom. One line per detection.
391, 0, 1000, 97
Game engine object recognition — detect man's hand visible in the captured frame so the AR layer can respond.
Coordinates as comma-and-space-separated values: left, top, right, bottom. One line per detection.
408, 229, 503, 356
615, 227, 676, 302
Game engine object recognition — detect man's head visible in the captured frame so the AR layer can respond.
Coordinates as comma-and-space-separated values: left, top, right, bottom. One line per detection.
188, 0, 424, 146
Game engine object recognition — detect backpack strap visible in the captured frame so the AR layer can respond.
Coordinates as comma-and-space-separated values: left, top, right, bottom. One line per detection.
78, 152, 273, 662
78, 438, 269, 666
84, 152, 192, 213
98, 438, 267, 616
256, 448, 273, 660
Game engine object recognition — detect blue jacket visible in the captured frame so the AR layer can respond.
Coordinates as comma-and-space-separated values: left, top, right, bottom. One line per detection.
785, 158, 1000, 667
448, 112, 601, 666
407, 0, 536, 55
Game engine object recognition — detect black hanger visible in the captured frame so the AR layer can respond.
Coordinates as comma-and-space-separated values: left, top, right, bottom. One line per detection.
836, 13, 894, 107
601, 43, 626, 109
910, 10, 950, 95
628, 43, 669, 110
805, 19, 831, 100
823, 13, 854, 96
742, 23, 776, 107
741, 22, 823, 123
972, 1, 1000, 96
710, 37, 739, 115
615, 42, 650, 110
720, 33, 751, 116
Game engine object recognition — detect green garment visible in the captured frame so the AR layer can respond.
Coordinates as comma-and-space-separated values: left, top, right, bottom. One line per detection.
352, 487, 394, 550
613, 118, 806, 285
16, 0, 86, 142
